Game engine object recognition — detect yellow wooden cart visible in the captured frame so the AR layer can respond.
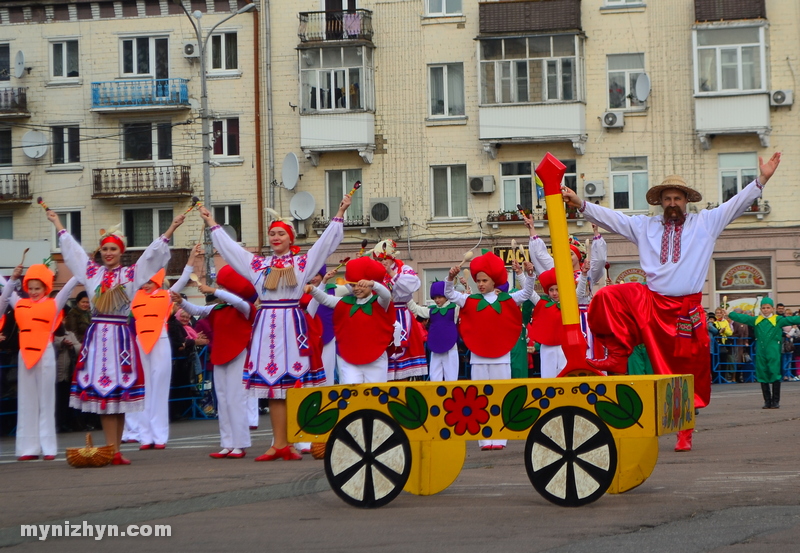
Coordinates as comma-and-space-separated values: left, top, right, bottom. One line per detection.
287, 374, 694, 508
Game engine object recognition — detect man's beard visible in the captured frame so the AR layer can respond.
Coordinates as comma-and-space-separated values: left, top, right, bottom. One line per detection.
663, 206, 686, 225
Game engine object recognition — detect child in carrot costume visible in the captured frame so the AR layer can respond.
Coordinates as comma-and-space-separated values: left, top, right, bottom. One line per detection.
0, 264, 78, 461
445, 253, 535, 450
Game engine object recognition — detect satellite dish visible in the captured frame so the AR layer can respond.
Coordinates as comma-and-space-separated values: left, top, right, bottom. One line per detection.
281, 152, 300, 191
635, 73, 651, 103
22, 131, 48, 159
14, 51, 25, 79
221, 225, 238, 241
289, 191, 316, 221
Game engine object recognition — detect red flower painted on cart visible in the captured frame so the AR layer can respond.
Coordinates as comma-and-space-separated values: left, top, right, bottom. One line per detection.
443, 385, 490, 436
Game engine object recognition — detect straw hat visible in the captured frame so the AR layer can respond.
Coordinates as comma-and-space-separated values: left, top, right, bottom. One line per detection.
645, 175, 702, 206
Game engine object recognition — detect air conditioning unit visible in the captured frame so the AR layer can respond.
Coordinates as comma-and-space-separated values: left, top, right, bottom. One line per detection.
770, 90, 793, 107
601, 111, 624, 128
369, 197, 402, 228
183, 41, 200, 59
584, 180, 605, 198
469, 175, 495, 194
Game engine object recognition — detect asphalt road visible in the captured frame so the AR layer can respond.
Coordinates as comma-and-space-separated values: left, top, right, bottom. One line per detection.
1, 382, 799, 552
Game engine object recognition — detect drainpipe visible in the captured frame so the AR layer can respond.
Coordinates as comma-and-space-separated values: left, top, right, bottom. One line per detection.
264, 0, 276, 233
254, 6, 264, 251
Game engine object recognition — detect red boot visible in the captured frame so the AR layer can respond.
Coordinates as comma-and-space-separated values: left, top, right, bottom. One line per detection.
587, 344, 630, 374
675, 429, 693, 452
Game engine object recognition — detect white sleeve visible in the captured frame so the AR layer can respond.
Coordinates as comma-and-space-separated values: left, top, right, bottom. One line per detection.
210, 226, 255, 282
132, 236, 172, 290
212, 288, 251, 318
698, 179, 763, 237
580, 203, 648, 245
54, 277, 80, 312
576, 271, 590, 304
309, 285, 340, 309
444, 279, 467, 308
588, 235, 607, 286
373, 282, 393, 309
528, 236, 554, 275
515, 271, 528, 291
177, 300, 214, 318
0, 277, 17, 312
301, 220, 345, 285
57, 231, 92, 287
389, 268, 421, 297
169, 264, 195, 294
406, 299, 430, 319
511, 271, 538, 305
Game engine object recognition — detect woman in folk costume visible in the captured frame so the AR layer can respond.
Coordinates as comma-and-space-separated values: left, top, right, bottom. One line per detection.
371, 240, 427, 380
407, 281, 460, 381
0, 264, 78, 460
46, 209, 185, 465
445, 253, 535, 450
524, 215, 607, 360
172, 265, 258, 458
197, 196, 351, 462
309, 256, 395, 383
127, 246, 198, 450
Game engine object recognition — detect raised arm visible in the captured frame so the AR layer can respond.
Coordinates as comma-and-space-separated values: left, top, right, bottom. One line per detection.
528, 235, 554, 275
511, 262, 538, 305
308, 284, 340, 309
407, 299, 430, 319
372, 281, 392, 309
587, 226, 607, 286
54, 277, 80, 312
170, 291, 214, 318
445, 266, 468, 308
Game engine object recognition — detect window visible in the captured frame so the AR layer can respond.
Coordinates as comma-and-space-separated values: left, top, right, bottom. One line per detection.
327, 169, 363, 222
610, 157, 648, 211
53, 211, 81, 248
607, 54, 646, 110
562, 159, 577, 192
212, 118, 240, 157
52, 126, 80, 164
121, 37, 169, 79
123, 207, 173, 247
0, 127, 10, 166
0, 45, 9, 82
480, 35, 583, 105
501, 162, 533, 212
51, 40, 79, 78
301, 46, 375, 113
719, 153, 757, 203
210, 33, 238, 71
429, 63, 465, 117
432, 165, 467, 219
694, 27, 765, 93
427, 0, 462, 17
0, 212, 11, 239
213, 205, 242, 242
123, 122, 172, 162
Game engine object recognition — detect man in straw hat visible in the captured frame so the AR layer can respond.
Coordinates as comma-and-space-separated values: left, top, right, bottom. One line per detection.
560, 152, 781, 452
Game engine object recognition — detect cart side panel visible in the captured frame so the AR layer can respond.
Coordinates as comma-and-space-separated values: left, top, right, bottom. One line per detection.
655, 375, 695, 435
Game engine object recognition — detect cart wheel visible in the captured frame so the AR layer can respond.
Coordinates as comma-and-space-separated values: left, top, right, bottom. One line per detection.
524, 406, 617, 507
324, 410, 411, 508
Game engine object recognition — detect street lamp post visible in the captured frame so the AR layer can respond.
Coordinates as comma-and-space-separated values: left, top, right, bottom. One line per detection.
172, 1, 255, 282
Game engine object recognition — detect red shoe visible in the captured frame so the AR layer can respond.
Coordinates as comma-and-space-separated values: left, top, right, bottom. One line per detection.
139, 444, 154, 450
675, 429, 693, 452
480, 445, 493, 451
153, 444, 166, 450
492, 445, 506, 450
112, 452, 131, 465
209, 449, 230, 459
226, 449, 246, 459
43, 455, 56, 461
249, 426, 258, 430
255, 446, 302, 461
121, 439, 138, 444
17, 455, 39, 461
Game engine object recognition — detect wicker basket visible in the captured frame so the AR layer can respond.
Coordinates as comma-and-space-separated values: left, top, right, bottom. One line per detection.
66, 434, 115, 468
310, 442, 327, 460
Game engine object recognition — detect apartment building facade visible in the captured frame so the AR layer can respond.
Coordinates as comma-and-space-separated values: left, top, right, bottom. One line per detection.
265, 0, 800, 309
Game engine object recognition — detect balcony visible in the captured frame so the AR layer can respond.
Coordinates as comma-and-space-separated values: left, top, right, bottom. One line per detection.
92, 166, 192, 199
0, 173, 32, 204
479, 0, 581, 35
0, 88, 29, 118
695, 0, 766, 22
300, 112, 376, 165
298, 9, 373, 42
694, 93, 770, 149
479, 103, 587, 155
91, 79, 190, 113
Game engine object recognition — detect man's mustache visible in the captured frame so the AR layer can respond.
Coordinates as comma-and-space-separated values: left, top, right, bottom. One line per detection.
663, 206, 686, 223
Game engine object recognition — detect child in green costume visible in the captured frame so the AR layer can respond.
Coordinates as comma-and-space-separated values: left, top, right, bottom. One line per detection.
728, 298, 800, 409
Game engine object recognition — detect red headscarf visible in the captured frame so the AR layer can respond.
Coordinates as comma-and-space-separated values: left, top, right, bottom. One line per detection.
269, 221, 300, 255
100, 235, 126, 253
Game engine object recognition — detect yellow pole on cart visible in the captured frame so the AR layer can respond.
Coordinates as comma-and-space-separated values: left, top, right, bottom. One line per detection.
534, 153, 597, 376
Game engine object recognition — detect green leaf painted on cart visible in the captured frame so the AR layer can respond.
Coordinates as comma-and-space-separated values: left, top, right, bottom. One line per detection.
389, 388, 428, 430
298, 391, 322, 427
595, 385, 643, 429
301, 409, 340, 435
501, 386, 541, 431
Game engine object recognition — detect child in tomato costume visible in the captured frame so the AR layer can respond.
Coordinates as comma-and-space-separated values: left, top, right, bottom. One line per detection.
0, 264, 78, 460
309, 256, 396, 384
445, 253, 535, 450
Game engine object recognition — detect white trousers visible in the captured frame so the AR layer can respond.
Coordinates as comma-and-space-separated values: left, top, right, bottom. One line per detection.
122, 411, 142, 442
471, 362, 510, 448
137, 333, 172, 446
247, 396, 259, 428
322, 340, 337, 385
215, 350, 251, 450
539, 344, 567, 379
16, 349, 57, 457
429, 347, 459, 381
338, 352, 388, 384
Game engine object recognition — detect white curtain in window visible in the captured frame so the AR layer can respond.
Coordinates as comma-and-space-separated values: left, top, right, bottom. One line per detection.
450, 166, 467, 217
447, 64, 464, 115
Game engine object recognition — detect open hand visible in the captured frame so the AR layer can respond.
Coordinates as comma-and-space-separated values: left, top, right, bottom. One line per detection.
758, 152, 781, 184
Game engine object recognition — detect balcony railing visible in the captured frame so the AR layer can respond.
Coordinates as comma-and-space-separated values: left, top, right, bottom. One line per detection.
91, 79, 189, 110
298, 9, 373, 42
0, 88, 29, 115
92, 166, 192, 198
479, 0, 581, 34
0, 173, 31, 203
